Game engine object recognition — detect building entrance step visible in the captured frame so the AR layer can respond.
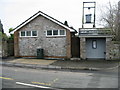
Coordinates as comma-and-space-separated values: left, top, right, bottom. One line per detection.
70, 58, 81, 60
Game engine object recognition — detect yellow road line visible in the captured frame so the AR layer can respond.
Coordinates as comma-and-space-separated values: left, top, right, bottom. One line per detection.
31, 82, 51, 86
49, 78, 59, 85
32, 78, 59, 87
51, 78, 58, 84
53, 78, 58, 82
0, 77, 14, 80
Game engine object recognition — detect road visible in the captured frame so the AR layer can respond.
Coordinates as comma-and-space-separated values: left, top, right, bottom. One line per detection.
0, 65, 119, 89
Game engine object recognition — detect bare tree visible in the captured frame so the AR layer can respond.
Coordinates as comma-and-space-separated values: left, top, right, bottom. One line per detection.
116, 1, 120, 41
0, 20, 4, 33
100, 1, 120, 41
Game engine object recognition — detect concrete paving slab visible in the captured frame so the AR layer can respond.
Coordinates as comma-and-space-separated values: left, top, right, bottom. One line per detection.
1, 57, 120, 71
36, 65, 48, 69
47, 65, 56, 69
8, 59, 57, 65
3, 62, 14, 66
13, 63, 25, 67
24, 64, 37, 68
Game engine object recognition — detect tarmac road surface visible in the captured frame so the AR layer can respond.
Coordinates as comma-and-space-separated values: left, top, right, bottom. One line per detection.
1, 65, 119, 89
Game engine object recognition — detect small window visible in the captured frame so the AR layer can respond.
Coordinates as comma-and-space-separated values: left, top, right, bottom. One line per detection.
92, 40, 97, 49
46, 30, 66, 36
26, 31, 31, 36
47, 30, 52, 35
53, 30, 58, 35
60, 30, 65, 35
21, 31, 25, 36
32, 31, 37, 36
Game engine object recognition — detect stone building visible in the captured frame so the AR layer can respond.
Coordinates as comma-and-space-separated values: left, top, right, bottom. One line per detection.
79, 28, 119, 60
12, 11, 77, 59
12, 10, 119, 60
78, 1, 120, 60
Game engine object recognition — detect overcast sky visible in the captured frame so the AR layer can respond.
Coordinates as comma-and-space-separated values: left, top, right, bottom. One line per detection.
0, 0, 119, 34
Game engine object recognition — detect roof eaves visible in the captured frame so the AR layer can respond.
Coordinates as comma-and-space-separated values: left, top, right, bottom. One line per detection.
11, 11, 40, 33
39, 11, 76, 32
11, 11, 75, 33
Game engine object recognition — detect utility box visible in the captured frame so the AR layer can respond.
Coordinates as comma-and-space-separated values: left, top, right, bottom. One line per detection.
37, 48, 44, 59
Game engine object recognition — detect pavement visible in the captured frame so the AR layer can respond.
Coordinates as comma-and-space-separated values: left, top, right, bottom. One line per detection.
0, 57, 120, 71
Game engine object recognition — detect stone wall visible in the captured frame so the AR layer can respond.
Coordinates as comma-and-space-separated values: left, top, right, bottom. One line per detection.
0, 42, 2, 57
0, 40, 14, 58
15, 15, 71, 58
80, 37, 86, 59
19, 37, 67, 57
107, 41, 120, 60
2, 41, 8, 57
106, 37, 112, 60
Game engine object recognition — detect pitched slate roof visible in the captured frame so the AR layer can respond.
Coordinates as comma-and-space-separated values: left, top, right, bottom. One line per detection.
12, 11, 76, 33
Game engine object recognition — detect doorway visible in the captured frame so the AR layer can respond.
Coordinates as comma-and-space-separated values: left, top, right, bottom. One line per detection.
71, 37, 80, 58
86, 38, 106, 59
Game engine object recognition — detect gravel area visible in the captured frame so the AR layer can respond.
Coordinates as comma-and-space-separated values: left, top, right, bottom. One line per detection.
51, 60, 119, 69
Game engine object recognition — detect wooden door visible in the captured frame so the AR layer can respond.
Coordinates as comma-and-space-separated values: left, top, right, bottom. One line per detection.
71, 37, 80, 58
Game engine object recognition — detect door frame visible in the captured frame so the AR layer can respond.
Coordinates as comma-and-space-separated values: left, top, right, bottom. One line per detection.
71, 37, 80, 58
86, 38, 106, 60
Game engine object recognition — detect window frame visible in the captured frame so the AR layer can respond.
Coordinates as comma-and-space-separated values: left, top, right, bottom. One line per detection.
59, 30, 66, 36
92, 40, 97, 49
53, 30, 59, 36
32, 31, 38, 37
26, 31, 31, 36
46, 30, 52, 36
20, 31, 26, 37
46, 29, 66, 37
20, 31, 38, 37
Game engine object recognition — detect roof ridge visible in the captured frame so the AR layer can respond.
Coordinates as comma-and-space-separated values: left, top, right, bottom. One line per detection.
12, 11, 76, 33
